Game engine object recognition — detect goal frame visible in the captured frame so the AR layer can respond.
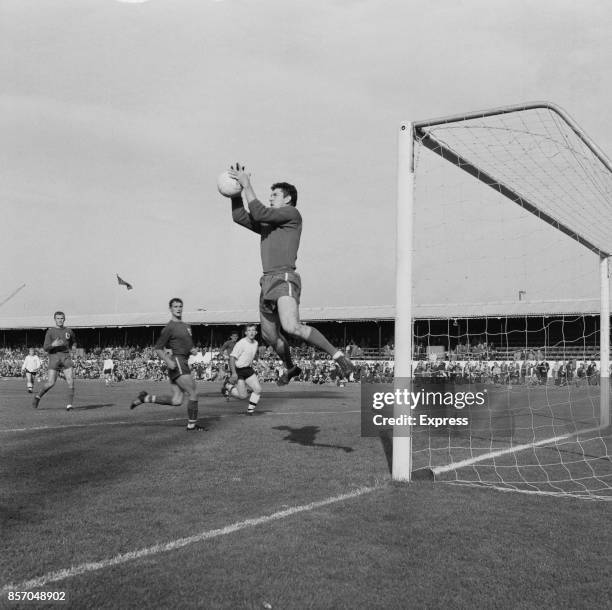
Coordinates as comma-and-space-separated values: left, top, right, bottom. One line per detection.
393, 101, 612, 481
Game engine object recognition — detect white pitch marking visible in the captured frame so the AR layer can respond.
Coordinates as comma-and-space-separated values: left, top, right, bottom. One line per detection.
432, 425, 604, 474
0, 410, 359, 433
0, 417, 184, 433
1, 485, 380, 593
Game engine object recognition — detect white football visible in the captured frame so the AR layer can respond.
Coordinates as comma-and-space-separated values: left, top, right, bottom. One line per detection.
217, 171, 243, 197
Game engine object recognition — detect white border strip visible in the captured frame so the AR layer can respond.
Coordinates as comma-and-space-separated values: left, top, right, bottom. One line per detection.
1, 485, 379, 593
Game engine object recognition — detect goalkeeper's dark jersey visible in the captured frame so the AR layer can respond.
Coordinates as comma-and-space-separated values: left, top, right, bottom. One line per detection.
232, 198, 302, 273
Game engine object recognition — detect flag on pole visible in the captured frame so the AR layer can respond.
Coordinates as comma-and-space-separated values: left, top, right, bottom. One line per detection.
117, 274, 133, 290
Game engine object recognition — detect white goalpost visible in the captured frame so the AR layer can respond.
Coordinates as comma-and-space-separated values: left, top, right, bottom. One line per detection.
394, 102, 612, 500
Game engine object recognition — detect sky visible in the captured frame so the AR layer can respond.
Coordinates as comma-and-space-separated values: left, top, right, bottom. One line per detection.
2, 0, 612, 319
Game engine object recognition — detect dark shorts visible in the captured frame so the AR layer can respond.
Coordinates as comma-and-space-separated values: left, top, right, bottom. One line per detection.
236, 366, 256, 380
25, 370, 38, 376
168, 355, 191, 383
259, 271, 301, 315
48, 353, 73, 371
103, 368, 113, 375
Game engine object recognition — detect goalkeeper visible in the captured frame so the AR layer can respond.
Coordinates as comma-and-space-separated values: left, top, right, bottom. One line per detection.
228, 163, 353, 385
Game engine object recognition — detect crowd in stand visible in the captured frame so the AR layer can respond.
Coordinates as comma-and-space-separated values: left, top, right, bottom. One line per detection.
413, 358, 600, 386
0, 344, 395, 385
0, 339, 602, 387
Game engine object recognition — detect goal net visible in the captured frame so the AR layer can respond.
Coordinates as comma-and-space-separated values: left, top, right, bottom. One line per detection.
394, 102, 612, 500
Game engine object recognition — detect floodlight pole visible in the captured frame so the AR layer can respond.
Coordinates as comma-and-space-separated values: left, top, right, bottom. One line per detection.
600, 257, 610, 428
393, 123, 414, 480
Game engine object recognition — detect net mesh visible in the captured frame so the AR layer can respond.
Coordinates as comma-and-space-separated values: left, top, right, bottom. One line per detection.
416, 104, 612, 256
410, 104, 612, 500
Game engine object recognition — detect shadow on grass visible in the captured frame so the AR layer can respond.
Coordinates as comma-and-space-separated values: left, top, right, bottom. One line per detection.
0, 504, 31, 526
198, 414, 221, 428
141, 414, 223, 430
377, 430, 435, 481
379, 429, 393, 473
2, 444, 141, 526
197, 390, 226, 399
273, 425, 353, 453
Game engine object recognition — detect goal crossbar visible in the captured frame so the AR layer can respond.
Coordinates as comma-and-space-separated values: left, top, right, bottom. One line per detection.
414, 101, 612, 176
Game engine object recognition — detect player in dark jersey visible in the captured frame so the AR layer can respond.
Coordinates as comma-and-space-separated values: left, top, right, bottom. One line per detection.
130, 298, 204, 431
228, 163, 354, 385
216, 330, 239, 393
218, 331, 239, 359
32, 311, 77, 410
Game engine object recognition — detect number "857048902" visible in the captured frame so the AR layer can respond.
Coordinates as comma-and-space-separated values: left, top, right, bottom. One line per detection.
7, 591, 66, 602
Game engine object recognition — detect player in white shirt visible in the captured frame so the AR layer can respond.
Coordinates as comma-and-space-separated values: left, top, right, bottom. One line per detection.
102, 354, 114, 385
21, 347, 42, 393
222, 324, 262, 415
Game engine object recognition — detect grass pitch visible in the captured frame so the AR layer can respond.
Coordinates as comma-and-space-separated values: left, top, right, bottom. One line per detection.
1, 379, 611, 608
